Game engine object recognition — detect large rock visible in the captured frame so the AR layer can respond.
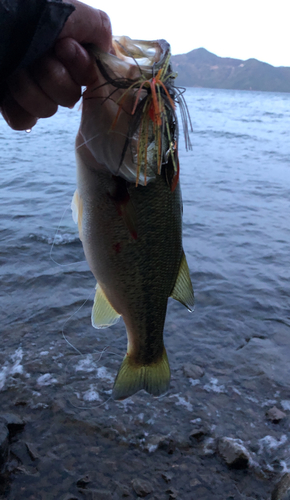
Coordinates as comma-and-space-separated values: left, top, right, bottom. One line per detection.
0, 423, 9, 468
266, 407, 286, 423
0, 413, 25, 435
218, 437, 250, 469
132, 478, 153, 497
183, 363, 204, 379
272, 473, 290, 500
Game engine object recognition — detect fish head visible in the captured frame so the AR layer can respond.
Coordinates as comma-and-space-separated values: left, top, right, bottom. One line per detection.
76, 37, 177, 186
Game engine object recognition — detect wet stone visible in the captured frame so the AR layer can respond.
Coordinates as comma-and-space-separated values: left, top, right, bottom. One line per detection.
132, 478, 153, 497
166, 487, 178, 499
272, 473, 290, 500
189, 423, 210, 442
266, 406, 287, 423
143, 434, 168, 453
183, 362, 204, 379
161, 471, 173, 483
169, 432, 190, 450
25, 442, 39, 461
10, 441, 32, 464
114, 480, 131, 497
201, 437, 217, 456
0, 423, 9, 468
0, 413, 25, 436
218, 437, 250, 469
76, 475, 91, 489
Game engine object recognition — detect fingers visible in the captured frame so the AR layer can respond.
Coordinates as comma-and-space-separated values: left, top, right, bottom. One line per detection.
0, 91, 38, 131
8, 68, 58, 118
30, 52, 81, 107
2, 52, 84, 130
0, 0, 113, 130
54, 37, 99, 87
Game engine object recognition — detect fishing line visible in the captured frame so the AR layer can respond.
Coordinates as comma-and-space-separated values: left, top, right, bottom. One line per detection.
61, 289, 95, 355
49, 203, 86, 267
64, 345, 123, 410
60, 289, 124, 410
75, 129, 131, 152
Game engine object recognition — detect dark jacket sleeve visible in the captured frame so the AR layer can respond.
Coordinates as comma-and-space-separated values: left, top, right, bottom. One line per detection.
0, 0, 75, 86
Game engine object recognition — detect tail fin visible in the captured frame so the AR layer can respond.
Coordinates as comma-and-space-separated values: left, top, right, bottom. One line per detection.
112, 348, 170, 400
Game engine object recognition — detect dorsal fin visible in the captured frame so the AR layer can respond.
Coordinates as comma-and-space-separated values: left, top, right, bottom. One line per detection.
171, 251, 194, 312
91, 284, 121, 329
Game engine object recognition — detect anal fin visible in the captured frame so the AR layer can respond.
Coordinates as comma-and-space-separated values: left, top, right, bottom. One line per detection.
91, 283, 121, 329
171, 251, 194, 312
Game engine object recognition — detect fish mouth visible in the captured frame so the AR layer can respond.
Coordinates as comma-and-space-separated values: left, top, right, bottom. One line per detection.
80, 37, 192, 189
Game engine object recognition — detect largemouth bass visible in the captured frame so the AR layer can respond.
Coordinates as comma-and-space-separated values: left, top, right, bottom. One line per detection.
72, 37, 194, 400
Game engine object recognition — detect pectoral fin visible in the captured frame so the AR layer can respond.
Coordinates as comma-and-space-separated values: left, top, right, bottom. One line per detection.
91, 283, 121, 329
71, 190, 83, 241
171, 251, 194, 312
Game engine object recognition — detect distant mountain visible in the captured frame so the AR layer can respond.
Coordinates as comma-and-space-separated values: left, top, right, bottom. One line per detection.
171, 48, 290, 92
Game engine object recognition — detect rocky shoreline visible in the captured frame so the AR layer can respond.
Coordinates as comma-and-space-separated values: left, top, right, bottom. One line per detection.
1, 348, 290, 499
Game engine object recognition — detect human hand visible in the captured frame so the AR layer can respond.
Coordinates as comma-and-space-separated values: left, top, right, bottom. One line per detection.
0, 0, 112, 130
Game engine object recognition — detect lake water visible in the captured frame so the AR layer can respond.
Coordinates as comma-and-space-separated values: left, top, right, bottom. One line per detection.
1, 88, 290, 499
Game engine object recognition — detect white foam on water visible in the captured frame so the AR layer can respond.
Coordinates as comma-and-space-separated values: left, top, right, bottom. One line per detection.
280, 459, 290, 473
189, 378, 200, 386
204, 377, 225, 393
231, 387, 242, 396
245, 395, 259, 404
281, 400, 290, 411
118, 398, 134, 411
40, 351, 49, 356
261, 399, 277, 407
37, 373, 58, 386
0, 347, 24, 391
96, 366, 114, 382
190, 417, 202, 424
171, 394, 193, 412
258, 434, 288, 454
147, 444, 158, 453
75, 354, 97, 373
82, 385, 101, 402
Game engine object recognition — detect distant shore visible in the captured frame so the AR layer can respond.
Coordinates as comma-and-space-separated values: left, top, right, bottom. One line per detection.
171, 47, 290, 93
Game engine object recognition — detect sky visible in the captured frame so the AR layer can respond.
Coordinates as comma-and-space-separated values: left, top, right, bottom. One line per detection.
84, 0, 290, 67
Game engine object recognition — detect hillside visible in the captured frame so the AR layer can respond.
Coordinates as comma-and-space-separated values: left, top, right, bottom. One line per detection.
171, 48, 290, 92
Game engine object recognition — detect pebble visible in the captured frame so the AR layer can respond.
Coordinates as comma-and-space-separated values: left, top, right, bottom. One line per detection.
272, 473, 290, 500
189, 423, 209, 442
166, 487, 178, 499
114, 480, 131, 497
132, 478, 153, 497
218, 437, 250, 469
266, 407, 287, 423
25, 442, 39, 461
143, 434, 168, 453
161, 471, 173, 483
183, 362, 204, 379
